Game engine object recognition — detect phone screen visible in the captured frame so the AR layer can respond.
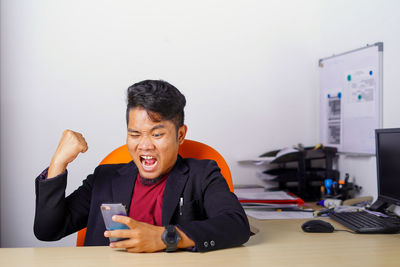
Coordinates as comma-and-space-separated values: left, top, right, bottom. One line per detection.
100, 203, 130, 242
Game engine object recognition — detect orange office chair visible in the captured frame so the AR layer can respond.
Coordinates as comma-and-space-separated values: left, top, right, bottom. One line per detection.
76, 139, 233, 246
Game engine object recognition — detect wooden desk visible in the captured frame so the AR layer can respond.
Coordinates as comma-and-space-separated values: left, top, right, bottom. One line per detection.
1, 217, 400, 267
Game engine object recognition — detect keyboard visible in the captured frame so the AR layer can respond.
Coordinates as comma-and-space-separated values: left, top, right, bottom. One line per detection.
329, 211, 400, 234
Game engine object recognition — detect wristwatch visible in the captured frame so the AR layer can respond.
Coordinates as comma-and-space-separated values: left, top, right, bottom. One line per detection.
161, 225, 181, 252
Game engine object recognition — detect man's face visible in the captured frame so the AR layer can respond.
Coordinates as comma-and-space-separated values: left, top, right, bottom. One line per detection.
126, 107, 187, 179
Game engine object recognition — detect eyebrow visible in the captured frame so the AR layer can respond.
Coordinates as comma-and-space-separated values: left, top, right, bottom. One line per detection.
127, 124, 166, 133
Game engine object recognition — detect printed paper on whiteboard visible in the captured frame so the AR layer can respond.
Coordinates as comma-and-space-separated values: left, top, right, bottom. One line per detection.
319, 43, 382, 155
345, 67, 376, 118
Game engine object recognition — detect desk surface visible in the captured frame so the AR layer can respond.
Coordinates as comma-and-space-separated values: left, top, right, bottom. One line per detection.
1, 217, 400, 267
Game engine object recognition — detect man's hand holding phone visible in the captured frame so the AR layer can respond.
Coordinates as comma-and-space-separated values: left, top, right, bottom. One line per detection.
104, 214, 166, 253
101, 204, 165, 252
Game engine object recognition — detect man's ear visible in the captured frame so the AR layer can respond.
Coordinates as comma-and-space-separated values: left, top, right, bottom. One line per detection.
177, 125, 187, 145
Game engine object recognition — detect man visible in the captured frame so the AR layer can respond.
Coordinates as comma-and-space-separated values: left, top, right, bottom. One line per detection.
34, 80, 250, 252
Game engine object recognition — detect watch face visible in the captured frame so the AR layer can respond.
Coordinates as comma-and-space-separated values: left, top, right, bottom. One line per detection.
165, 231, 177, 244
162, 225, 181, 251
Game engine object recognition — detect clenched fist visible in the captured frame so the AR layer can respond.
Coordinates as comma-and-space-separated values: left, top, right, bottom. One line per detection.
47, 130, 88, 179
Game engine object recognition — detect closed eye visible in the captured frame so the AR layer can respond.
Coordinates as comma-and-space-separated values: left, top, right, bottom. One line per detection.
153, 133, 164, 138
129, 133, 140, 138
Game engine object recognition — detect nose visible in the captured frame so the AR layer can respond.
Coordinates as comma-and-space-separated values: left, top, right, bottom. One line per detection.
138, 135, 155, 150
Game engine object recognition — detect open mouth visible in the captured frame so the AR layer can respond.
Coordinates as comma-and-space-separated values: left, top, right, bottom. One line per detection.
140, 155, 158, 171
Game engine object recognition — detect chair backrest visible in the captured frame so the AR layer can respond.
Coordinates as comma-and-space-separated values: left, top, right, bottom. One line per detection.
178, 140, 233, 191
76, 139, 233, 246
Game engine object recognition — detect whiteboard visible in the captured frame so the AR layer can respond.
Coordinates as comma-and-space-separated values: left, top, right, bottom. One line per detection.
319, 43, 383, 155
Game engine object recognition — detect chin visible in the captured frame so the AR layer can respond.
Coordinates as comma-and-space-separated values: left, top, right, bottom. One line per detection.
138, 170, 160, 179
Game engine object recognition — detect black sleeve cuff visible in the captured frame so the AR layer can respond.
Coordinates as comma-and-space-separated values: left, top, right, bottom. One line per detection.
37, 167, 67, 181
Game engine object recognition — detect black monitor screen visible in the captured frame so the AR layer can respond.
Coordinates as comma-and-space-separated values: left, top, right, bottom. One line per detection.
376, 129, 400, 205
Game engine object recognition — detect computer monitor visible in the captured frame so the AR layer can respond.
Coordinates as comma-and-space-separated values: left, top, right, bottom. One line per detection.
369, 128, 400, 212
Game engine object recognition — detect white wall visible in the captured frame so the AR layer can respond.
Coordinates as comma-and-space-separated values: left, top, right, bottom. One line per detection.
319, 0, 400, 200
1, 0, 398, 249
0, 0, 321, 248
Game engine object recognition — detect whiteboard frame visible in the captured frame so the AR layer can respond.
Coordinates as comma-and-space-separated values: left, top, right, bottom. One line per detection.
319, 42, 383, 156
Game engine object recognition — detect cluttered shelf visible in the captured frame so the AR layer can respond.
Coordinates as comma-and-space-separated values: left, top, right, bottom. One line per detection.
238, 145, 362, 201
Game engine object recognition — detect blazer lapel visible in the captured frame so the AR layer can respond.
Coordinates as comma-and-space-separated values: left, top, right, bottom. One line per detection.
162, 157, 189, 225
112, 161, 138, 210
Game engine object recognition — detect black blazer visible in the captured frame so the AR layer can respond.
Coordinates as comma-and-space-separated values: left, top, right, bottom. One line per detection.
34, 156, 250, 252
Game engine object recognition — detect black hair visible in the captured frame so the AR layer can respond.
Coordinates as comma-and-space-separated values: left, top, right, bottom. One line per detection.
126, 80, 186, 130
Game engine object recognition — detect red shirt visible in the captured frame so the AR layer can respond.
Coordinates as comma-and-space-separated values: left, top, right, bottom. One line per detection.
128, 173, 168, 226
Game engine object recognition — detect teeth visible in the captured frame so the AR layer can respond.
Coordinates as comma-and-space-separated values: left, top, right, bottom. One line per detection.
140, 155, 157, 170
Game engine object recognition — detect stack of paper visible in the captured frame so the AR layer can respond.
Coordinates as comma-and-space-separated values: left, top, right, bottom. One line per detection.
235, 189, 304, 205
245, 209, 314, 220
235, 188, 313, 220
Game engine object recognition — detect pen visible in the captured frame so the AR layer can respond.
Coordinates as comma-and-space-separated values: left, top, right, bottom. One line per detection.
316, 207, 335, 216
179, 197, 183, 216
275, 208, 314, 212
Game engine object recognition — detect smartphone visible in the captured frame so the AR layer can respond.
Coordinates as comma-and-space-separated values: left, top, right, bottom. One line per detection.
100, 203, 130, 242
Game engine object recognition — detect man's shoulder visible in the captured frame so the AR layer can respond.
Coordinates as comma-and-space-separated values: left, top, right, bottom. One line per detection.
178, 157, 219, 174
180, 156, 216, 165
